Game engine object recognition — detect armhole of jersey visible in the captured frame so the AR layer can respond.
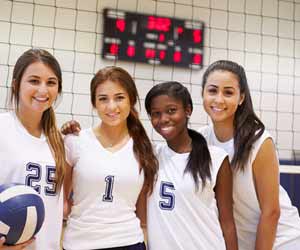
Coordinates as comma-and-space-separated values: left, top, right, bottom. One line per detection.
218, 149, 229, 176
249, 131, 273, 165
210, 146, 229, 182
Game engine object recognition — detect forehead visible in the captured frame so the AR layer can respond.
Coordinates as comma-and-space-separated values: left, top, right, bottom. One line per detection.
96, 80, 128, 94
206, 70, 239, 88
22, 61, 57, 79
150, 94, 183, 109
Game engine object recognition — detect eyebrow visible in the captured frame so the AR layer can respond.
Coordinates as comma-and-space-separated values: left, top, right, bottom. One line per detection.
207, 84, 235, 89
165, 104, 179, 108
97, 92, 126, 97
150, 104, 178, 110
28, 75, 58, 81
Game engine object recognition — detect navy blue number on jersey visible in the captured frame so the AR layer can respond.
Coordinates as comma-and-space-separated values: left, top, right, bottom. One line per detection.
25, 163, 41, 194
159, 181, 175, 210
25, 162, 57, 195
102, 175, 115, 202
45, 166, 56, 196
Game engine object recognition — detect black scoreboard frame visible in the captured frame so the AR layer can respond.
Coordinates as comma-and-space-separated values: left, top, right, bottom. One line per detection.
102, 8, 205, 69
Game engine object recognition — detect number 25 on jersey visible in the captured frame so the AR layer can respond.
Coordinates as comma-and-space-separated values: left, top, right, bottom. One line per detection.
25, 162, 56, 196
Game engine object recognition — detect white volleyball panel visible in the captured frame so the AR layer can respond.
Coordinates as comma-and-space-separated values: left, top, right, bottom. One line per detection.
16, 206, 37, 244
0, 221, 10, 235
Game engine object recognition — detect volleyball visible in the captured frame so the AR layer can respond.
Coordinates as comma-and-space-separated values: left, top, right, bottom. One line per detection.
0, 183, 45, 245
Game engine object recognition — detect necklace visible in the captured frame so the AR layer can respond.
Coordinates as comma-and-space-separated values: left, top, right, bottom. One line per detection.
94, 128, 130, 149
104, 134, 130, 148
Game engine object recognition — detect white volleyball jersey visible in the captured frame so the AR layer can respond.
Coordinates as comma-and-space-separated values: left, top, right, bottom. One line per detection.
199, 125, 300, 250
63, 128, 144, 250
147, 143, 228, 250
0, 112, 63, 250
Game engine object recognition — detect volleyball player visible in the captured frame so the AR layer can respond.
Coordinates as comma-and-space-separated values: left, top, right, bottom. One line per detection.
0, 49, 66, 250
62, 66, 158, 250
200, 60, 300, 250
144, 81, 238, 250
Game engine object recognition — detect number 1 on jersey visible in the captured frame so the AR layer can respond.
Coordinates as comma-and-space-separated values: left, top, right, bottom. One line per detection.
103, 175, 115, 202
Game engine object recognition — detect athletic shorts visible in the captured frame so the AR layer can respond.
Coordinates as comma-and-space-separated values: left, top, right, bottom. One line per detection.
64, 242, 146, 250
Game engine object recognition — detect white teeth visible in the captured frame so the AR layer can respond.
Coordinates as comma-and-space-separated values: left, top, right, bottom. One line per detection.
34, 97, 48, 102
161, 127, 172, 131
212, 107, 224, 112
107, 113, 119, 117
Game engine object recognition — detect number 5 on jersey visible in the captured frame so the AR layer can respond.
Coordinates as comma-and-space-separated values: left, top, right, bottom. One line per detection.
159, 181, 175, 210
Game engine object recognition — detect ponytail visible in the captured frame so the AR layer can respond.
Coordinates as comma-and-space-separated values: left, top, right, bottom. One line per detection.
185, 129, 211, 190
127, 108, 158, 194
42, 107, 66, 191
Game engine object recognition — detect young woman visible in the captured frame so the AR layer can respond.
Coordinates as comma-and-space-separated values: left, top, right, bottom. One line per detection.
144, 81, 238, 250
0, 49, 66, 250
200, 60, 300, 250
62, 66, 158, 250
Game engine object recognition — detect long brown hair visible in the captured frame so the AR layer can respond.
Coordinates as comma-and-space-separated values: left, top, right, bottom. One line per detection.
91, 66, 158, 194
202, 60, 265, 170
10, 48, 66, 190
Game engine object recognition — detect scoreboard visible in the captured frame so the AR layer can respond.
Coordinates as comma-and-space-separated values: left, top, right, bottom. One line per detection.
102, 9, 205, 69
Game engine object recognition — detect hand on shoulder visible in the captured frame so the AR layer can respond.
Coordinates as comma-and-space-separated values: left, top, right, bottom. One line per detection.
61, 120, 81, 135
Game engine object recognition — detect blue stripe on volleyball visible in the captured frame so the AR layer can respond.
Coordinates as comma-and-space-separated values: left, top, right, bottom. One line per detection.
3, 194, 45, 233
3, 194, 43, 212
0, 204, 28, 245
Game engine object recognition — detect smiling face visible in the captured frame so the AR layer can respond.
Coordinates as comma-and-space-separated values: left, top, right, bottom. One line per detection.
202, 70, 244, 127
94, 80, 131, 128
149, 94, 191, 144
17, 61, 59, 116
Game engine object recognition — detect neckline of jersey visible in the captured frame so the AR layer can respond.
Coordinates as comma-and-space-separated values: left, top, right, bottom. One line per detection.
89, 127, 133, 155
210, 125, 233, 147
11, 111, 46, 142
